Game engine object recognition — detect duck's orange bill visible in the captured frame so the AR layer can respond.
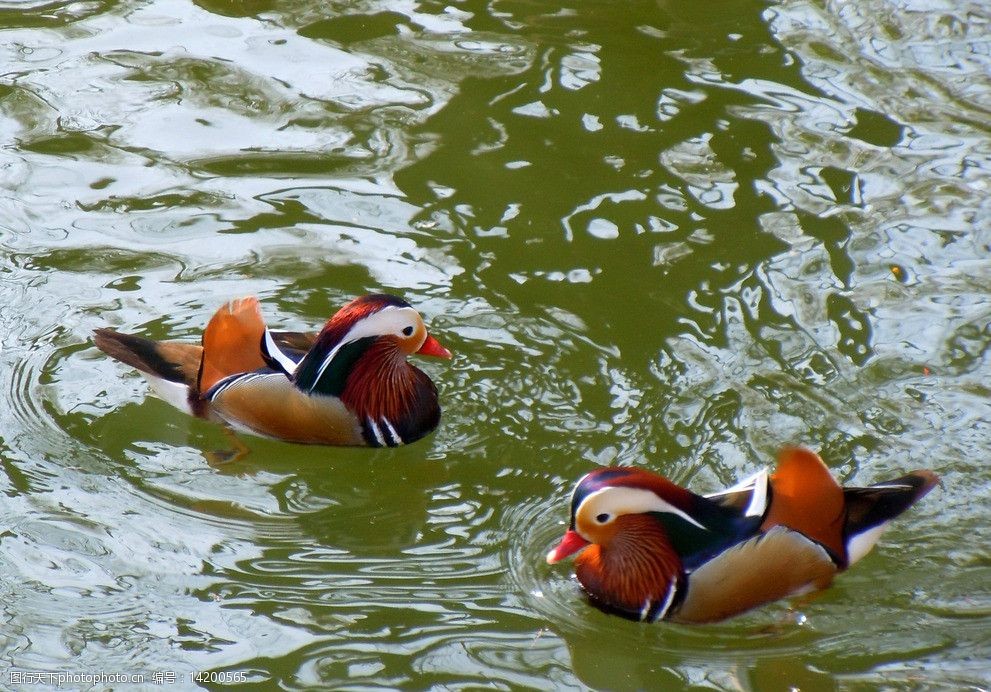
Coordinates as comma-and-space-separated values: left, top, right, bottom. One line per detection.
546, 529, 590, 564
417, 334, 452, 359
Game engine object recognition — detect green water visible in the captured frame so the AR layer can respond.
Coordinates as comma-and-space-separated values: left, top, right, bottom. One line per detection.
1, 0, 989, 688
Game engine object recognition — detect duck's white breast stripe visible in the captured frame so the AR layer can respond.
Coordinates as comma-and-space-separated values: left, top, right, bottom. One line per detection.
381, 417, 403, 446
653, 579, 679, 622
366, 417, 386, 447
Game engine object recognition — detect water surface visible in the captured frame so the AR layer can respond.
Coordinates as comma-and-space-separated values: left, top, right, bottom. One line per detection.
1, 0, 989, 688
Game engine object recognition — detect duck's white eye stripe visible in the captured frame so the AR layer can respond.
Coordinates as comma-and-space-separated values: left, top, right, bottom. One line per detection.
580, 486, 708, 532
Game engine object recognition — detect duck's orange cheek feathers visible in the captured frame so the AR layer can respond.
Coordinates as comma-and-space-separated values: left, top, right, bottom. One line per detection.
573, 547, 646, 614
574, 547, 606, 592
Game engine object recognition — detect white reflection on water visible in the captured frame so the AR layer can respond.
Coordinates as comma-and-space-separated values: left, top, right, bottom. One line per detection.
0, 0, 989, 688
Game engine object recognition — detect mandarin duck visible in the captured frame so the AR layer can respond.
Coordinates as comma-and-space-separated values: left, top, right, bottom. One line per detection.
547, 448, 938, 623
93, 294, 451, 446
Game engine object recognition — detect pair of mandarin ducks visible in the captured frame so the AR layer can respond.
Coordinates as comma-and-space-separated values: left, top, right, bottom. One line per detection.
94, 294, 938, 624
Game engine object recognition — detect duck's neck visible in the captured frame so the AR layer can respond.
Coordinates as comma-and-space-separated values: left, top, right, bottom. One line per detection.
576, 516, 684, 621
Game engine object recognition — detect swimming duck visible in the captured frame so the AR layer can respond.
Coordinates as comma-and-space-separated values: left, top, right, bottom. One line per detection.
546, 448, 938, 623
94, 294, 451, 446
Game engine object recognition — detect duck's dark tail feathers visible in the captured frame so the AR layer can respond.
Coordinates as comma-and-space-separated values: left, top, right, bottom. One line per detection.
842, 470, 939, 566
93, 328, 201, 387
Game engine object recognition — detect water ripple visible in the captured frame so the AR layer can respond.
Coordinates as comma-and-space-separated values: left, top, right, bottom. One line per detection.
1, 0, 988, 686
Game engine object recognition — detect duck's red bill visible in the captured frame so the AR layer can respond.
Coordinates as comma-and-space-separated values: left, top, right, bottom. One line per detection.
546, 529, 590, 564
416, 334, 452, 358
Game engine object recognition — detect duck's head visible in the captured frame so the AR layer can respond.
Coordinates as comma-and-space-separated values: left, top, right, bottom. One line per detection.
322, 293, 451, 360
546, 466, 720, 620
291, 294, 449, 393
546, 466, 702, 564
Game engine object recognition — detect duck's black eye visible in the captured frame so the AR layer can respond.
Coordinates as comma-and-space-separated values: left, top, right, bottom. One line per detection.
596, 513, 610, 524
402, 326, 414, 336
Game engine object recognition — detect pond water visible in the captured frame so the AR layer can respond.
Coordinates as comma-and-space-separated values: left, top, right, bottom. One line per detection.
1, 0, 989, 688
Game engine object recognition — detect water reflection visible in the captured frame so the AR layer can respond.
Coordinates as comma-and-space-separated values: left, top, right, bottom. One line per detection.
0, 0, 988, 687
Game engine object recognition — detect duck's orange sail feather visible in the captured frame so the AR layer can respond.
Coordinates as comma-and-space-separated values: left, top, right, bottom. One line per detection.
197, 297, 269, 392
761, 447, 847, 563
